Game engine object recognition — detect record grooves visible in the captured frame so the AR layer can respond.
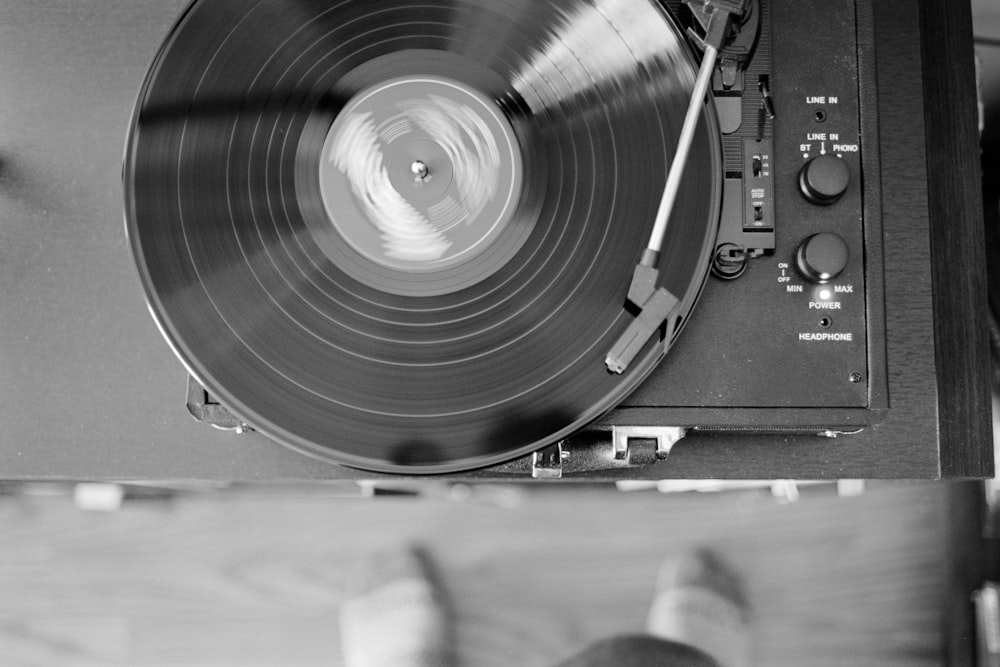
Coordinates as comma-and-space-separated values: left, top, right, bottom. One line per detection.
125, 0, 722, 473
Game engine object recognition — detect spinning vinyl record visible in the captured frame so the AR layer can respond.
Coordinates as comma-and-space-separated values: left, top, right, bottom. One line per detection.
125, 0, 722, 473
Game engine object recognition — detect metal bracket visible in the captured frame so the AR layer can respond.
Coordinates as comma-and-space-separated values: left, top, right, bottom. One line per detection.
612, 426, 687, 464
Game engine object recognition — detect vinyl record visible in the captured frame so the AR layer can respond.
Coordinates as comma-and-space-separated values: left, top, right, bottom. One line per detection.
125, 0, 722, 473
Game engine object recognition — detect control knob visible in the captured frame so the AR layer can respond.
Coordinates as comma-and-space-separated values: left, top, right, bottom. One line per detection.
796, 233, 849, 284
799, 154, 850, 205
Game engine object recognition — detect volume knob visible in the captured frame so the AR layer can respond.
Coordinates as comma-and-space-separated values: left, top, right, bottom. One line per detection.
799, 155, 850, 205
796, 233, 849, 284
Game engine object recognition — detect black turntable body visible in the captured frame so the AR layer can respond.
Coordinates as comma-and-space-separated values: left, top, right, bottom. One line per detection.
0, 0, 991, 480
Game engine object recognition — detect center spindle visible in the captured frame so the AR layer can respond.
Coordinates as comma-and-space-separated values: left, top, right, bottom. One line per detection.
411, 160, 430, 181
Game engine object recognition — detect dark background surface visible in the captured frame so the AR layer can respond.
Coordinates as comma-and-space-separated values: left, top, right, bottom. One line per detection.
976, 0, 1000, 161
0, 0, 991, 481
977, 0, 1000, 399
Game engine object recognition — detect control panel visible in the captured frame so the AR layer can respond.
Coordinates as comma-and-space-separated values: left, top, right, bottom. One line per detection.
628, 0, 871, 410
769, 0, 868, 399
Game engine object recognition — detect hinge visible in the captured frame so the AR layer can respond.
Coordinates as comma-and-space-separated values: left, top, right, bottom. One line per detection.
612, 426, 687, 464
532, 442, 565, 479
185, 376, 252, 434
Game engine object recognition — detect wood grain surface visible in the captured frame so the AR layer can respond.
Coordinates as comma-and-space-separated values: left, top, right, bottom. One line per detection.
0, 483, 953, 666
919, 0, 994, 478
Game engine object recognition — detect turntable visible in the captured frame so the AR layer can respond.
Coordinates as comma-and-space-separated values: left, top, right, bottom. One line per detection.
0, 0, 991, 480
